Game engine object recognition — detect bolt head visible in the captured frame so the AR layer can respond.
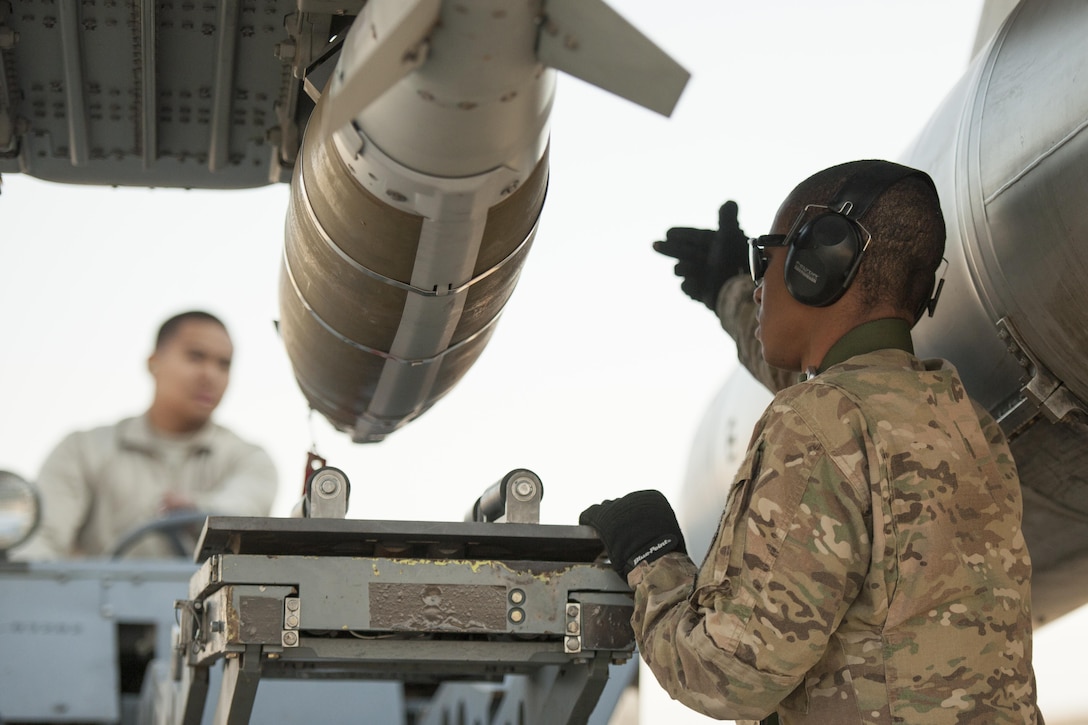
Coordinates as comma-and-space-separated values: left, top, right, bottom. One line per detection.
511, 477, 537, 501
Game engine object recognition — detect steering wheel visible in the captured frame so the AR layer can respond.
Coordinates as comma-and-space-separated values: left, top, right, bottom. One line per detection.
109, 510, 212, 559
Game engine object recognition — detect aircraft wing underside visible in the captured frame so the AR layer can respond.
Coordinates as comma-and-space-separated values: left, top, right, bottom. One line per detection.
0, 0, 345, 188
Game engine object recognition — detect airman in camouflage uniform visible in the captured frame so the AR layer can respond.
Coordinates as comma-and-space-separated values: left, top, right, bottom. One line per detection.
582, 160, 1041, 724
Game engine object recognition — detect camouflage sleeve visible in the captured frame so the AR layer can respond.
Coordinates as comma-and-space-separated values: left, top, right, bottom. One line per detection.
628, 397, 872, 720
715, 276, 797, 393
973, 399, 1020, 486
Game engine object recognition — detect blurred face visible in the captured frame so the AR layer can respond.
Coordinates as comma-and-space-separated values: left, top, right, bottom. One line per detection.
149, 319, 232, 432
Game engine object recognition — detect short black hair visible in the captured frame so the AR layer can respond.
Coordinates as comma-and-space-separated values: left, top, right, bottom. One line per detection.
783, 160, 945, 316
155, 311, 228, 350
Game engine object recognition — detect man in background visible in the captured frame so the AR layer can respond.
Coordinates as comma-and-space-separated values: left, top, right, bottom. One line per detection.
15, 310, 276, 559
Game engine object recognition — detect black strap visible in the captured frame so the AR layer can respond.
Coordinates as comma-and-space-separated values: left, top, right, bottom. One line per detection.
829, 160, 924, 221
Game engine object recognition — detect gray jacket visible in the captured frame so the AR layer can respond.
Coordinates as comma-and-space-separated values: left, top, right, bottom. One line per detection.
14, 414, 277, 559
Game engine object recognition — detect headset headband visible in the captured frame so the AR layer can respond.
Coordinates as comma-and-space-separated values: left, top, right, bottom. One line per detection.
828, 161, 925, 222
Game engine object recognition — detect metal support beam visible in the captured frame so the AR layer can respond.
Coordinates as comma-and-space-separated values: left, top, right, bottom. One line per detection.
0, 4, 17, 155
213, 645, 262, 725
177, 661, 211, 725
209, 0, 240, 172
57, 0, 88, 166
528, 657, 613, 725
139, 0, 157, 169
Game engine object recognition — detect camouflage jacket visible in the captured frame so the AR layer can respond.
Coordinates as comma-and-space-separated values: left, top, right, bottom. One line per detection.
631, 293, 1040, 723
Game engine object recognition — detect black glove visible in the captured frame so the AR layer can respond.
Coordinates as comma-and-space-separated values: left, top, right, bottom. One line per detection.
653, 200, 750, 309
579, 490, 686, 578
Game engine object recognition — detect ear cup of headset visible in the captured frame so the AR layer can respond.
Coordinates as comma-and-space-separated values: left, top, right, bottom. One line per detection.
785, 213, 862, 307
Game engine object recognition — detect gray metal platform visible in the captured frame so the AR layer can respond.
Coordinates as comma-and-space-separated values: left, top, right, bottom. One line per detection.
169, 516, 634, 725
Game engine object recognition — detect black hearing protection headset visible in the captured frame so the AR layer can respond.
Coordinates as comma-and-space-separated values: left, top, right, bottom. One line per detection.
782, 161, 931, 307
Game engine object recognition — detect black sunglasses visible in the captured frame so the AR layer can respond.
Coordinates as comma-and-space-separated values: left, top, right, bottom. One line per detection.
749, 234, 789, 283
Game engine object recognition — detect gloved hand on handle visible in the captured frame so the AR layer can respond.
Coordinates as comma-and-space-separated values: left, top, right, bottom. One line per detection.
579, 490, 686, 578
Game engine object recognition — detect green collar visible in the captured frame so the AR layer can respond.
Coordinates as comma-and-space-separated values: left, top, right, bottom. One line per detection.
807, 318, 914, 378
